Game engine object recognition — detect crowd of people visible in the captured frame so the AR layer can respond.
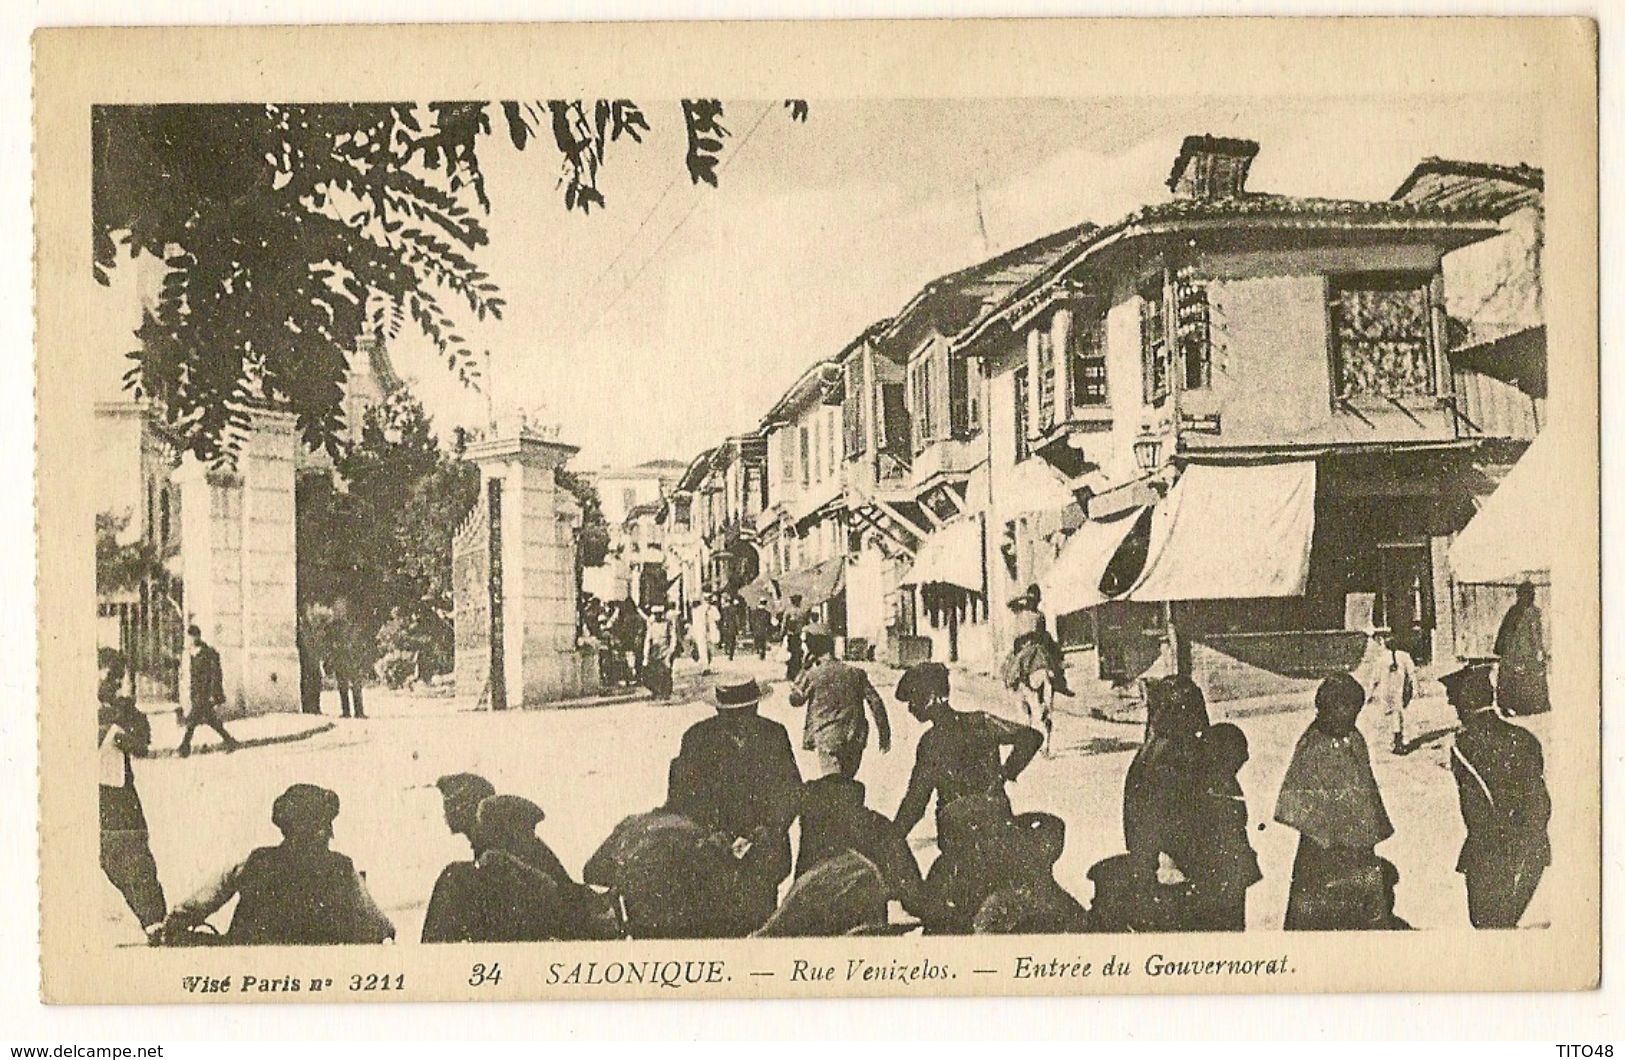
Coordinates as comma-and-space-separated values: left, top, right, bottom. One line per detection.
98, 601, 1553, 943
579, 590, 791, 701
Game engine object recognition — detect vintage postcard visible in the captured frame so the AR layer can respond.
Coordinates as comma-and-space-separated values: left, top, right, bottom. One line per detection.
34, 18, 1598, 1003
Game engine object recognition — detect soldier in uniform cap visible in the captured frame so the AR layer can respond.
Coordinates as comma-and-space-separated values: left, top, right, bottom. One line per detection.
788, 624, 892, 779
166, 784, 393, 945
675, 677, 803, 934
892, 661, 1043, 932
1443, 662, 1551, 928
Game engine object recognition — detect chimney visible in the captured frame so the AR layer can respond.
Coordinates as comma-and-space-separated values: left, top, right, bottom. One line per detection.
1167, 135, 1260, 200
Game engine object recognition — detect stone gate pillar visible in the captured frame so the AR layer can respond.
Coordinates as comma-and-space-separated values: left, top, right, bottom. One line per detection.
460, 430, 592, 707
172, 409, 300, 715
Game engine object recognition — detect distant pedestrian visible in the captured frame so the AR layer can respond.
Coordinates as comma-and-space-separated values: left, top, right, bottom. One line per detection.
1494, 582, 1550, 716
179, 625, 238, 757
165, 784, 393, 945
642, 605, 678, 700
691, 596, 715, 672
1275, 673, 1395, 931
788, 627, 891, 779
296, 624, 322, 715
748, 605, 773, 661
1443, 663, 1551, 929
782, 596, 807, 679
718, 595, 741, 660
676, 678, 803, 934
97, 651, 166, 941
325, 609, 369, 719
1001, 585, 1071, 755
1362, 625, 1418, 754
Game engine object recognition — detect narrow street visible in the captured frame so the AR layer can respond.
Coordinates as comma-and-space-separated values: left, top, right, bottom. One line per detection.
102, 655, 1549, 948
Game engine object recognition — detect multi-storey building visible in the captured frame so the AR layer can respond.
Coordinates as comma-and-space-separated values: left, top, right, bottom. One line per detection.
961, 136, 1540, 700
759, 360, 848, 631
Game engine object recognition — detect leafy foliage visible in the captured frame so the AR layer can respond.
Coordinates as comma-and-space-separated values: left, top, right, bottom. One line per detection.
95, 100, 808, 462
295, 389, 610, 679
95, 511, 165, 595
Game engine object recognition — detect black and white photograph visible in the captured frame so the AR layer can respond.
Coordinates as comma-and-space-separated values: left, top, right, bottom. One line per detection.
31, 16, 1600, 1007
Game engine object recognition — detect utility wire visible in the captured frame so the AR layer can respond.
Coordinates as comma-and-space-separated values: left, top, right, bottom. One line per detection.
573, 100, 777, 343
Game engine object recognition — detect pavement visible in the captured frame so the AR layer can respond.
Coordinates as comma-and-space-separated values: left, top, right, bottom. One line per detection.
101, 655, 1554, 946
139, 703, 336, 759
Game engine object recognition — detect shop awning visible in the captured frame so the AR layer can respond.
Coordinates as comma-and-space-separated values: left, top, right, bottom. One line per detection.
901, 515, 985, 592
738, 574, 780, 610
999, 459, 1078, 517
1038, 507, 1149, 614
779, 555, 846, 607
1127, 461, 1317, 602
1450, 432, 1556, 583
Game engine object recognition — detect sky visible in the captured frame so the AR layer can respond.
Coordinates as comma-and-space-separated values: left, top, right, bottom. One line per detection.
91, 93, 1543, 470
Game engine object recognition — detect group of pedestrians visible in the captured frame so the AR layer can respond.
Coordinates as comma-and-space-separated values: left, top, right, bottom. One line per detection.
104, 603, 1553, 944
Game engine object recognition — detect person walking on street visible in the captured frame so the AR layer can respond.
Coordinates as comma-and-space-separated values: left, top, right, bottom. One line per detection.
1275, 673, 1395, 931
98, 650, 166, 941
676, 678, 804, 934
1494, 581, 1550, 716
1362, 626, 1418, 754
788, 627, 892, 780
642, 605, 678, 700
782, 596, 807, 680
179, 625, 239, 757
1443, 663, 1551, 928
296, 624, 322, 715
719, 595, 741, 660
749, 604, 773, 661
891, 662, 1042, 932
691, 596, 715, 673
164, 784, 394, 945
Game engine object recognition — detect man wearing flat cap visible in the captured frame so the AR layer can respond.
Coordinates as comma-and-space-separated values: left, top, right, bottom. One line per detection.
166, 783, 393, 945
420, 773, 496, 942
892, 662, 1042, 932
788, 624, 891, 780
676, 677, 803, 933
425, 794, 614, 942
1444, 662, 1551, 929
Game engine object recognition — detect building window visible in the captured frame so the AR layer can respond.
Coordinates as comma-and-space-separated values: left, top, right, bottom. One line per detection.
1329, 273, 1436, 399
1176, 281, 1211, 390
826, 408, 838, 478
1036, 330, 1057, 431
843, 357, 867, 456
811, 419, 822, 484
1139, 283, 1170, 405
910, 357, 937, 447
799, 425, 811, 488
949, 353, 980, 439
1070, 311, 1108, 407
1013, 366, 1031, 462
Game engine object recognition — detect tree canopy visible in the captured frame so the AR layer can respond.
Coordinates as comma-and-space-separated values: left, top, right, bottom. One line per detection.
95, 100, 808, 462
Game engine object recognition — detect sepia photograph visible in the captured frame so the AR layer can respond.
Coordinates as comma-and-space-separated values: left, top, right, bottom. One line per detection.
31, 16, 1600, 1009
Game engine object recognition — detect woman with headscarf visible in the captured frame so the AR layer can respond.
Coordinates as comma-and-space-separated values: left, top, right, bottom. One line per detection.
1274, 673, 1395, 931
1112, 675, 1214, 931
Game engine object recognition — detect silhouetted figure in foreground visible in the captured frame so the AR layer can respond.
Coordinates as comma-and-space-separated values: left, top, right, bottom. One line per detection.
1275, 674, 1394, 931
891, 662, 1042, 933
167, 784, 393, 945
585, 757, 741, 939
754, 774, 939, 936
973, 812, 1088, 935
1444, 663, 1551, 929
98, 651, 166, 939
676, 678, 803, 934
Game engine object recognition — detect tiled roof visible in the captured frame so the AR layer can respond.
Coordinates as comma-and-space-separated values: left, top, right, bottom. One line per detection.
875, 220, 1099, 356
954, 191, 1503, 350
1391, 157, 1543, 217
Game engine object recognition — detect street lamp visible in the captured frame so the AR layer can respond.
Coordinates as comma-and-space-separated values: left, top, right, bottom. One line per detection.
1133, 434, 1163, 473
